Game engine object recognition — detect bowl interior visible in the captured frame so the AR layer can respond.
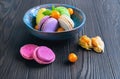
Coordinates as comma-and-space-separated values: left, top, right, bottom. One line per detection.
23, 4, 86, 32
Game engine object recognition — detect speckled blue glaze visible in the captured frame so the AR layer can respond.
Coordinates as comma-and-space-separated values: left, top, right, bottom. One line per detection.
23, 4, 86, 40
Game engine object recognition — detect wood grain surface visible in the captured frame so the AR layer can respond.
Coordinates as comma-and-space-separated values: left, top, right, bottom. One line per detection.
0, 0, 120, 79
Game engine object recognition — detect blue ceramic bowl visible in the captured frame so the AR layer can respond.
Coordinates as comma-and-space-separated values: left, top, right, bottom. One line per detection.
23, 4, 86, 40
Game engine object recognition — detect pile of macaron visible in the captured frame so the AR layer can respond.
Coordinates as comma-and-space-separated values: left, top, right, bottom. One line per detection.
34, 6, 74, 32
20, 44, 55, 64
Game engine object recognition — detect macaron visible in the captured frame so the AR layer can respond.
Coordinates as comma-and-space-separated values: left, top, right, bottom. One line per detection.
38, 16, 58, 32
58, 15, 74, 31
20, 44, 38, 60
55, 6, 70, 17
38, 16, 50, 30
36, 8, 46, 25
33, 46, 55, 64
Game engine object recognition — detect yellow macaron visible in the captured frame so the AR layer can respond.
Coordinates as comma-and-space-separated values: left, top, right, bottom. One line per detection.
36, 8, 46, 25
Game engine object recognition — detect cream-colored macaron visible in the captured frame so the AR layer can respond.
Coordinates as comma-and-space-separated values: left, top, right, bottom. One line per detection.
58, 15, 74, 31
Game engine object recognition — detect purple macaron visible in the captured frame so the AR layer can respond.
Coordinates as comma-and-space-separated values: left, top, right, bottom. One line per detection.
38, 16, 58, 32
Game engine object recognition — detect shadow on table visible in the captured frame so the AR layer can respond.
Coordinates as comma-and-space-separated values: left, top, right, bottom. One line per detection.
64, 60, 75, 65
16, 53, 50, 68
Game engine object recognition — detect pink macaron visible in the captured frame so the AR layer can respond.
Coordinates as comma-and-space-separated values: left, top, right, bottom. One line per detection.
20, 44, 38, 60
33, 46, 55, 64
38, 16, 58, 32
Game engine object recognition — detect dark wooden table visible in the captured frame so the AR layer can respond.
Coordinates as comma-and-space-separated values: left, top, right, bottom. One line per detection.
0, 0, 120, 79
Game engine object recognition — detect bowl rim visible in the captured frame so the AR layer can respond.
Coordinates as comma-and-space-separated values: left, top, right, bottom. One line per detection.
23, 3, 86, 34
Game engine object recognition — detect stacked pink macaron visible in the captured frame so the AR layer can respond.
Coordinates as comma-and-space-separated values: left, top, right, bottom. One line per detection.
20, 44, 55, 64
35, 6, 74, 32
